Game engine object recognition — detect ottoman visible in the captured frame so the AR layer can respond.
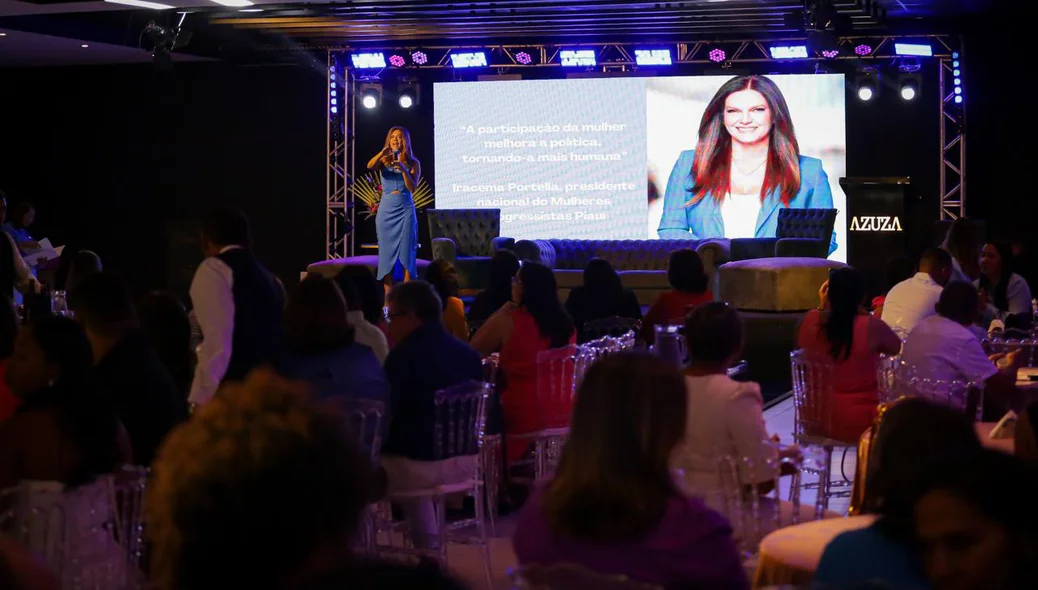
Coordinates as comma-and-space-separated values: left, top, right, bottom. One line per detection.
718, 257, 846, 312
306, 256, 432, 280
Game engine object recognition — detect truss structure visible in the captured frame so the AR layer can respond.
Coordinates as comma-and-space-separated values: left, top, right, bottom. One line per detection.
326, 33, 965, 258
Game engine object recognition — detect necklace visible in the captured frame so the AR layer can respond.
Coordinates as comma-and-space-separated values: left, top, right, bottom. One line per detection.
732, 158, 768, 176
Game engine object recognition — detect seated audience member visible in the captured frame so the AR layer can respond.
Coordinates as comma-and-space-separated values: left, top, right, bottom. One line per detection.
976, 242, 1033, 326
901, 282, 1024, 411
513, 352, 748, 589
942, 217, 982, 283
467, 250, 520, 331
0, 196, 37, 302
380, 281, 483, 549
881, 248, 953, 335
424, 258, 468, 341
642, 248, 713, 343
798, 267, 902, 443
73, 273, 188, 466
679, 302, 780, 495
0, 298, 18, 422
1, 201, 38, 254
872, 254, 917, 318
0, 316, 130, 489
332, 272, 389, 363
564, 258, 641, 342
912, 450, 1038, 590
471, 262, 576, 465
816, 398, 982, 589
279, 276, 388, 421
64, 250, 102, 296
147, 369, 457, 590
137, 291, 195, 398
336, 264, 389, 341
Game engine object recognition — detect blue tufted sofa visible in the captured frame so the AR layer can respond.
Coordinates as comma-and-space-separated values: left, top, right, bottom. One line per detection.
426, 209, 515, 291
513, 239, 730, 305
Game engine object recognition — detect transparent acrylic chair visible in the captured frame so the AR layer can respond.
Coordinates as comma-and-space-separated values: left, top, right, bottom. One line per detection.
345, 399, 386, 555
510, 563, 663, 590
378, 380, 493, 589
653, 324, 687, 368
481, 355, 503, 533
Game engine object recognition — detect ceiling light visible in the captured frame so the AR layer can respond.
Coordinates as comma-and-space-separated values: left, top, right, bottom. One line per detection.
0, 33, 7, 37
104, 0, 174, 9
209, 0, 253, 7
81, 44, 90, 48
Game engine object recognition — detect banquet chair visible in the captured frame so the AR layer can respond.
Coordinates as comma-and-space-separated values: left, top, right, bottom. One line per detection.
653, 324, 687, 368
378, 381, 493, 590
344, 400, 386, 555
985, 335, 1038, 367
788, 350, 856, 513
481, 355, 503, 533
582, 317, 641, 342
876, 354, 915, 405
510, 563, 663, 590
905, 375, 979, 420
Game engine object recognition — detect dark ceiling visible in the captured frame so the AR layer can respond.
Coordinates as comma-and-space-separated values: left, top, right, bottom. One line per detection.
0, 0, 996, 65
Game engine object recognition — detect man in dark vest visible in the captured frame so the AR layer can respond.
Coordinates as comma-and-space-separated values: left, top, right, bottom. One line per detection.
188, 207, 284, 408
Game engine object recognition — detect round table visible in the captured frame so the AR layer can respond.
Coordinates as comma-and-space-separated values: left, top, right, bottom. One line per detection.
752, 515, 877, 588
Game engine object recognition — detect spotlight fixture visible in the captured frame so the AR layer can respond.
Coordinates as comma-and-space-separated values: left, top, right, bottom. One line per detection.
351, 52, 386, 69
388, 54, 406, 67
854, 44, 872, 56
708, 48, 726, 63
515, 51, 532, 65
358, 83, 382, 110
951, 53, 964, 104
821, 49, 840, 59
411, 50, 428, 65
560, 49, 596, 67
450, 51, 487, 68
894, 43, 933, 57
855, 72, 878, 102
634, 49, 672, 66
397, 82, 419, 109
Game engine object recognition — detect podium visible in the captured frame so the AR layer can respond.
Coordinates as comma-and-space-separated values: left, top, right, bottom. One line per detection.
839, 177, 915, 297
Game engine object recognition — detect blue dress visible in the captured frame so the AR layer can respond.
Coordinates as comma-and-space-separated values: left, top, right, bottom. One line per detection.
375, 166, 418, 281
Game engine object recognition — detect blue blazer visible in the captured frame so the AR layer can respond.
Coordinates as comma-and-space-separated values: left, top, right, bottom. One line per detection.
657, 150, 837, 255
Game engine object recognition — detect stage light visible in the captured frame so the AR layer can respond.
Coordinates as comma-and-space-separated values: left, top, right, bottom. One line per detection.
855, 73, 877, 102
854, 44, 872, 56
955, 96, 963, 104
388, 54, 406, 67
708, 48, 726, 63
105, 0, 174, 9
359, 83, 382, 110
411, 50, 428, 65
770, 45, 809, 59
954, 87, 962, 95
450, 51, 487, 68
894, 43, 933, 57
351, 52, 386, 69
210, 0, 252, 6
560, 49, 596, 67
899, 76, 919, 101
634, 49, 672, 65
953, 69, 960, 76
515, 51, 532, 65
398, 82, 419, 109
821, 49, 840, 59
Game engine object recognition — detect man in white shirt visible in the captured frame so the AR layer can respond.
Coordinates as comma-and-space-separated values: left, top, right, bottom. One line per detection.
189, 208, 284, 407
901, 282, 1024, 414
881, 248, 953, 335
332, 271, 389, 363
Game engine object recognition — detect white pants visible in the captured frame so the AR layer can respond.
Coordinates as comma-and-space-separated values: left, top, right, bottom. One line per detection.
381, 454, 477, 549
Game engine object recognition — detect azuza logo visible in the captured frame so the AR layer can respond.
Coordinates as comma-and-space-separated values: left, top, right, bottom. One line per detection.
850, 216, 902, 232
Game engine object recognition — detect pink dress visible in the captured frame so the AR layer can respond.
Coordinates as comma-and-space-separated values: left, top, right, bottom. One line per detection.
797, 310, 879, 444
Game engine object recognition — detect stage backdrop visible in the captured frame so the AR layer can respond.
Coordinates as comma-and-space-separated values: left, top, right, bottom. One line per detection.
434, 74, 848, 260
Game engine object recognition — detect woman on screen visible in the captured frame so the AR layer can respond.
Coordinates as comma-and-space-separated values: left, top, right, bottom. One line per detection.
657, 75, 836, 254
367, 127, 421, 284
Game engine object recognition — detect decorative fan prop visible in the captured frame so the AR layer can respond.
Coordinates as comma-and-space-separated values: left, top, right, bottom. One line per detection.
350, 172, 434, 219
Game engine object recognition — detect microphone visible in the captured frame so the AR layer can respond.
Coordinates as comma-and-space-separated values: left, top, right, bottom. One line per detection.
393, 149, 400, 159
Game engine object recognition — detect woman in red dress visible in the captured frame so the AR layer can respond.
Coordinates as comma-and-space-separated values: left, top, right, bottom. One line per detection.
641, 249, 714, 344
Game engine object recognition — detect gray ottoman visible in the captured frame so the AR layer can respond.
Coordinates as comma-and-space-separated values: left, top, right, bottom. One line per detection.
719, 257, 847, 312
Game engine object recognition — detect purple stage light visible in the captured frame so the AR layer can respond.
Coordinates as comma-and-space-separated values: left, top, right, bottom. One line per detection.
516, 51, 532, 65
821, 49, 839, 59
708, 48, 726, 63
411, 51, 428, 65
854, 44, 872, 56
389, 54, 405, 67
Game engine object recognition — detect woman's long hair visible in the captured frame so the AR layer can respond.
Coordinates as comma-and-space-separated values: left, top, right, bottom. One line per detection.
484, 250, 521, 310
942, 218, 982, 280
517, 262, 573, 348
820, 267, 865, 361
284, 276, 355, 354
424, 259, 460, 311
581, 258, 623, 309
383, 126, 415, 163
336, 265, 385, 326
22, 316, 120, 486
687, 75, 801, 207
138, 291, 194, 396
979, 242, 1014, 313
543, 352, 687, 541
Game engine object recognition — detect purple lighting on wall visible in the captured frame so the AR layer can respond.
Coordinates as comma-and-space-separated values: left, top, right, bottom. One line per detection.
708, 48, 726, 63
389, 54, 405, 67
411, 51, 428, 65
854, 44, 872, 56
821, 49, 839, 59
516, 51, 532, 65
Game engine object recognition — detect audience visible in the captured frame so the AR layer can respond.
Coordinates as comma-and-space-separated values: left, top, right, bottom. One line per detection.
798, 267, 902, 443
0, 196, 36, 301
0, 297, 18, 422
513, 352, 748, 589
424, 258, 469, 341
816, 398, 982, 589
642, 248, 713, 343
332, 270, 389, 363
471, 261, 575, 465
881, 248, 953, 335
188, 207, 284, 408
137, 291, 195, 398
976, 241, 1032, 325
913, 450, 1038, 590
1, 201, 38, 253
941, 218, 981, 283
0, 316, 130, 489
678, 302, 779, 495
467, 249, 520, 331
380, 281, 483, 549
279, 276, 388, 415
72, 273, 188, 466
336, 264, 389, 341
564, 258, 641, 342
871, 255, 915, 317
64, 250, 102, 296
901, 282, 1024, 413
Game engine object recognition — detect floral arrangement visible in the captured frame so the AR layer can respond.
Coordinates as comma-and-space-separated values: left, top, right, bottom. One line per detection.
351, 172, 434, 219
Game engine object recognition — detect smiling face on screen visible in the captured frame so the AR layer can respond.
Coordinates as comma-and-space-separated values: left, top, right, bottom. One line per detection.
723, 89, 772, 146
